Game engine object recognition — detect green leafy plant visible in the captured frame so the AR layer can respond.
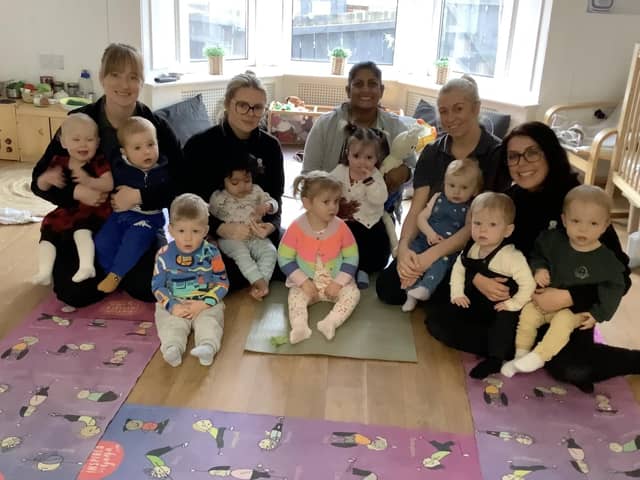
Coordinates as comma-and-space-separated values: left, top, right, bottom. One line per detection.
330, 47, 351, 58
203, 46, 225, 57
435, 57, 449, 68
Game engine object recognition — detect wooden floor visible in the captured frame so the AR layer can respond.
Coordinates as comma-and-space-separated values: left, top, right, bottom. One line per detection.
1, 155, 639, 435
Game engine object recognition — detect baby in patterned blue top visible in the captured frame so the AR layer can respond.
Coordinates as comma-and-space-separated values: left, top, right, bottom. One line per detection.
402, 158, 483, 312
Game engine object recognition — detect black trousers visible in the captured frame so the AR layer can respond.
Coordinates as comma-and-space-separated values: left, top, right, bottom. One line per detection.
425, 301, 640, 385
51, 232, 156, 307
346, 219, 390, 274
375, 259, 451, 305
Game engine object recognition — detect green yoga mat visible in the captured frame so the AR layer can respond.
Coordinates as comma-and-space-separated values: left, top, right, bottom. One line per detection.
245, 281, 417, 362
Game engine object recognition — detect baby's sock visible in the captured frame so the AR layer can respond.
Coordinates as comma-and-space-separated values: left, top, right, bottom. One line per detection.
406, 286, 431, 301
356, 271, 369, 290
469, 357, 502, 379
33, 241, 56, 286
500, 360, 519, 378
317, 311, 348, 341
289, 325, 312, 344
514, 348, 530, 359
190, 344, 216, 366
514, 352, 545, 373
401, 296, 418, 312
162, 345, 182, 367
73, 229, 96, 283
97, 273, 121, 293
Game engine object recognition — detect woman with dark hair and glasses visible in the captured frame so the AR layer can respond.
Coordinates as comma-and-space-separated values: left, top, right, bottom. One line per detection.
303, 61, 414, 223
181, 71, 285, 292
426, 121, 640, 391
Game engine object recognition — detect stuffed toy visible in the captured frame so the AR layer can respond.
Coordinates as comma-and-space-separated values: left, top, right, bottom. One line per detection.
379, 119, 436, 175
380, 119, 436, 255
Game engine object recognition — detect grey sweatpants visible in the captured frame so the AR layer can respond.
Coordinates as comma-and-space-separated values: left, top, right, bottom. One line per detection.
155, 303, 225, 356
218, 237, 277, 284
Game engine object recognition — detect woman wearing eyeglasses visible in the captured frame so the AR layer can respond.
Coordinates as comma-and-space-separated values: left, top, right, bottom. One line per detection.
181, 72, 285, 292
426, 121, 639, 392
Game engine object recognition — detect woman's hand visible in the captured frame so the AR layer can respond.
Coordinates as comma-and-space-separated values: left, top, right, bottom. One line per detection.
534, 268, 551, 288
384, 165, 410, 194
396, 245, 423, 287
324, 281, 342, 300
472, 273, 511, 302
217, 223, 252, 241
37, 166, 66, 191
74, 184, 108, 207
111, 185, 142, 212
250, 220, 275, 239
531, 287, 573, 313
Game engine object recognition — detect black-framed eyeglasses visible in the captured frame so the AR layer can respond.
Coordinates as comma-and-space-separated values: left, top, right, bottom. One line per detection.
233, 100, 266, 116
506, 146, 543, 166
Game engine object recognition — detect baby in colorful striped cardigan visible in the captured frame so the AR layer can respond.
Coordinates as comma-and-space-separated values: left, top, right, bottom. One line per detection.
278, 171, 361, 344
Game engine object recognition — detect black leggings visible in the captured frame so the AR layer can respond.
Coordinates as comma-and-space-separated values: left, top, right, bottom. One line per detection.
51, 232, 156, 307
346, 219, 390, 274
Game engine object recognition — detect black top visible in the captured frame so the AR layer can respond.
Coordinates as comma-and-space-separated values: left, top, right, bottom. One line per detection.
181, 120, 285, 236
413, 126, 510, 197
31, 96, 181, 210
506, 174, 631, 310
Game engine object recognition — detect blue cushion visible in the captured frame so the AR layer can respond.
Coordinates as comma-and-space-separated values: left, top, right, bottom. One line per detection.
155, 94, 211, 146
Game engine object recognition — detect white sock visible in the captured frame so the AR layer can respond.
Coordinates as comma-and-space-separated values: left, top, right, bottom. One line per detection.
514, 348, 530, 359
162, 345, 182, 367
190, 344, 216, 366
72, 229, 96, 283
500, 360, 519, 378
406, 286, 431, 301
401, 296, 418, 312
33, 241, 56, 285
514, 352, 545, 373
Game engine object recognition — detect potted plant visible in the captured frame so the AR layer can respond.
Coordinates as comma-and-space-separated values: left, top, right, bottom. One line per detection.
434, 57, 449, 85
329, 47, 351, 76
203, 46, 225, 75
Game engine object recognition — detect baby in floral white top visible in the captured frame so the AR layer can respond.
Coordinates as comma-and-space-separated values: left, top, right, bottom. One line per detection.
209, 157, 278, 300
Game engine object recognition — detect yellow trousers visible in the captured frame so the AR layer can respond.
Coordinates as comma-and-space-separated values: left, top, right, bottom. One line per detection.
516, 302, 582, 362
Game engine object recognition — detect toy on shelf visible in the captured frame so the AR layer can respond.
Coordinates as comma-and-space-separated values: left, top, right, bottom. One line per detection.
267, 100, 334, 145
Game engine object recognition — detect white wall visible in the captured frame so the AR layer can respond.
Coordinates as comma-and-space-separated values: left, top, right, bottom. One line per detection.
538, 0, 640, 117
0, 0, 141, 95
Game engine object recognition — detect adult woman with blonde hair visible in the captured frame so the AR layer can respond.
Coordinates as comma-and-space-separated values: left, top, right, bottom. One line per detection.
181, 71, 285, 292
32, 43, 181, 307
376, 75, 510, 304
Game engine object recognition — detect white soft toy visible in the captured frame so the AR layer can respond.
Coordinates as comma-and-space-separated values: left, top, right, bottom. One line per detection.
379, 119, 436, 175
379, 119, 436, 256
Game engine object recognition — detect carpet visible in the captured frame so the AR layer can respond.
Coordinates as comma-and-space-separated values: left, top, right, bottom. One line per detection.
244, 281, 417, 362
0, 294, 159, 480
0, 163, 55, 222
79, 403, 482, 480
464, 355, 640, 479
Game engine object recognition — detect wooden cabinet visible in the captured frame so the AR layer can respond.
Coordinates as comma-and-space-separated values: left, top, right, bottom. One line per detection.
0, 100, 68, 162
0, 102, 20, 161
16, 102, 68, 163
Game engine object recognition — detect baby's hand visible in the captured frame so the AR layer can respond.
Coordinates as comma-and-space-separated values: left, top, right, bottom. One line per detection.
253, 202, 272, 219
324, 281, 342, 300
451, 296, 470, 308
534, 269, 551, 288
301, 279, 319, 301
71, 167, 91, 185
494, 301, 510, 312
424, 226, 444, 246
171, 303, 191, 318
183, 300, 210, 319
38, 166, 66, 190
578, 312, 596, 330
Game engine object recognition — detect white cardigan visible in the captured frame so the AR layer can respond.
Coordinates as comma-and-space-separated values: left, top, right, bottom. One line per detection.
330, 164, 388, 229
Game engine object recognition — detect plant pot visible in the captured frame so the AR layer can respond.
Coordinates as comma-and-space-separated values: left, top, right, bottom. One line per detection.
331, 56, 346, 76
208, 56, 223, 75
435, 66, 449, 85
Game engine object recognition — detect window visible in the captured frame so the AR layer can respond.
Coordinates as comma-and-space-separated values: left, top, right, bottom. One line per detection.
290, 0, 399, 65
179, 0, 249, 61
437, 0, 505, 77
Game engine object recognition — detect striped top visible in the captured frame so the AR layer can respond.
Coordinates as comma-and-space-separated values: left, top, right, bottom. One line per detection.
278, 214, 359, 286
